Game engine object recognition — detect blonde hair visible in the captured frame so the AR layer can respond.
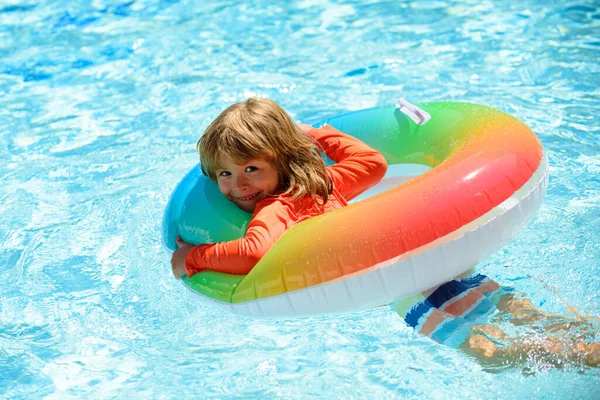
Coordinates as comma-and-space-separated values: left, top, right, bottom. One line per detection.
197, 98, 332, 204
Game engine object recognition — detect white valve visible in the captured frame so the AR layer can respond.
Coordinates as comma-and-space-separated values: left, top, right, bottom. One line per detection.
396, 98, 431, 125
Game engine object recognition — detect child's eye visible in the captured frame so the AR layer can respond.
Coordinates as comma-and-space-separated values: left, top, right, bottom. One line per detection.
219, 171, 231, 177
245, 166, 258, 173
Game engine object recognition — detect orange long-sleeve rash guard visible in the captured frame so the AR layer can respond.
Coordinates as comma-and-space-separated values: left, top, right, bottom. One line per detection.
184, 124, 388, 276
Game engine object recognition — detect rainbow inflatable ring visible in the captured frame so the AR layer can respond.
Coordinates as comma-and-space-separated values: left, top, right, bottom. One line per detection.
162, 101, 548, 318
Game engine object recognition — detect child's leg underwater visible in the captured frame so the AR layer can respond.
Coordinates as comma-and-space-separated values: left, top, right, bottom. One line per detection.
460, 293, 600, 368
495, 293, 600, 339
391, 274, 600, 368
461, 324, 600, 368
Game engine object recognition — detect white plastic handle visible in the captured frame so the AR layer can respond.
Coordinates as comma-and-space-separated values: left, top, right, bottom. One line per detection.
396, 98, 431, 125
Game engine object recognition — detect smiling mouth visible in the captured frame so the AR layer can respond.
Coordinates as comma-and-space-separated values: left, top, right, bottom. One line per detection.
236, 192, 261, 201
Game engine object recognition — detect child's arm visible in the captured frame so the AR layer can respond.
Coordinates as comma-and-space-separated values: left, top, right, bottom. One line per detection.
307, 124, 388, 201
181, 199, 291, 276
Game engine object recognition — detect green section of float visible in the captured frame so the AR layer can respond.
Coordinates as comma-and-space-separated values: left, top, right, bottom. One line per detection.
322, 101, 498, 166
182, 271, 246, 303
167, 102, 507, 304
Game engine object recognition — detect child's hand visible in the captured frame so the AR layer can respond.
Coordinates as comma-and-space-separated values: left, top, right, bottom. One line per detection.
171, 236, 194, 279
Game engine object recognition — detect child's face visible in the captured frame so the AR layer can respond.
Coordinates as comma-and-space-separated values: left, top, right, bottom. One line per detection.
216, 155, 280, 213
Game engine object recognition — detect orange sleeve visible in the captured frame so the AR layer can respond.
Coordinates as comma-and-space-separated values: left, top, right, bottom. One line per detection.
184, 199, 291, 276
308, 125, 388, 201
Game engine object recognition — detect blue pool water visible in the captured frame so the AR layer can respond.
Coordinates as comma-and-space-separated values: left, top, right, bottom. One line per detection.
1, 0, 599, 398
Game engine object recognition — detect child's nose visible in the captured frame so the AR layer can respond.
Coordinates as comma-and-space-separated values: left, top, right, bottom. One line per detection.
233, 174, 249, 190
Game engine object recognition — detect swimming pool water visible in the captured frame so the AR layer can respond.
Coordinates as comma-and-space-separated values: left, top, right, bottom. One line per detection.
1, 0, 599, 398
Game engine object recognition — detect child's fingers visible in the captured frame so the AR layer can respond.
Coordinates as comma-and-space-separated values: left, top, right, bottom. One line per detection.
176, 236, 193, 249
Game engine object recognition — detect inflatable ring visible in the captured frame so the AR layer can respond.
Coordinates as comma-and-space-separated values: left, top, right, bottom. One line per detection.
162, 101, 548, 318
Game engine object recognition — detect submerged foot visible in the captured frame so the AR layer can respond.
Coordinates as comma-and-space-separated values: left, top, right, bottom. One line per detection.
463, 333, 499, 358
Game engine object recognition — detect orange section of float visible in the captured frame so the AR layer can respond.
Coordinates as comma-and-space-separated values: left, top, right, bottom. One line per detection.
232, 104, 543, 303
